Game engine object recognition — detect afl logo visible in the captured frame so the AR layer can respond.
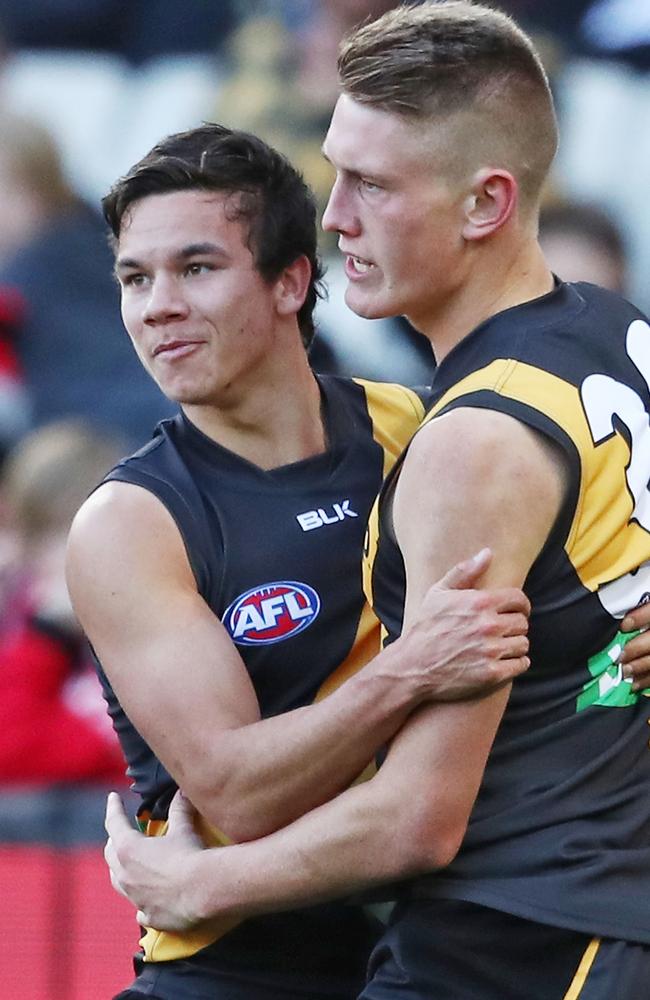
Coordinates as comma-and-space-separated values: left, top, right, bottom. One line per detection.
223, 581, 321, 646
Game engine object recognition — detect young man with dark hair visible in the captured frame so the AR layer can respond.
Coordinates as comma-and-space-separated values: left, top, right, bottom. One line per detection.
67, 121, 533, 999
105, 4, 650, 997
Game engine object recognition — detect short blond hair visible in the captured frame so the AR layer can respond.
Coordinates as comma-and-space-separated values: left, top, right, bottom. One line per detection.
338, 1, 558, 203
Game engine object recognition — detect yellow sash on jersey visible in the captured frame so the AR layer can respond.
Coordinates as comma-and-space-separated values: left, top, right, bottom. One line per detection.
365, 359, 650, 606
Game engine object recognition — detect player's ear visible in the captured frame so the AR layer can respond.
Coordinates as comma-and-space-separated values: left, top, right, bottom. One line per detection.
461, 169, 518, 241
274, 255, 312, 318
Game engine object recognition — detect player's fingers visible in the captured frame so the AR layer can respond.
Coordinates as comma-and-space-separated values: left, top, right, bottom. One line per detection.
493, 633, 529, 660
497, 655, 530, 681
167, 790, 198, 840
104, 833, 127, 882
469, 654, 531, 695
484, 587, 531, 616
104, 837, 129, 900
621, 653, 650, 689
622, 602, 650, 633
620, 651, 650, 673
434, 548, 492, 591
105, 791, 133, 841
619, 629, 650, 663
108, 866, 128, 899
483, 611, 529, 638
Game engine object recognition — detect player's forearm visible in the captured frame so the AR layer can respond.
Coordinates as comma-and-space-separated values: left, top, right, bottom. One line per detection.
184, 695, 506, 926
189, 778, 441, 924
187, 638, 425, 841
188, 581, 529, 841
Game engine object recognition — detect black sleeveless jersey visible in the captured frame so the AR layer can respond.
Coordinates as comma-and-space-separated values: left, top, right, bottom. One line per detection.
365, 281, 650, 943
95, 373, 424, 981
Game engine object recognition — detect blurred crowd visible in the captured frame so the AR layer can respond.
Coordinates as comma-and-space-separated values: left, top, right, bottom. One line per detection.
0, 0, 647, 841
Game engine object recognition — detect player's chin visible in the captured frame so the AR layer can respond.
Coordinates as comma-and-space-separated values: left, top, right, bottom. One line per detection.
162, 382, 218, 406
343, 286, 393, 321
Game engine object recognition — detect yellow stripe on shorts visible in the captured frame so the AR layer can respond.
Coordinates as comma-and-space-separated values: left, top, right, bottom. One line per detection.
563, 937, 601, 1000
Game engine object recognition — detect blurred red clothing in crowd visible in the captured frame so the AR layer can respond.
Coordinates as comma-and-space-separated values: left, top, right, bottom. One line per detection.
0, 615, 128, 785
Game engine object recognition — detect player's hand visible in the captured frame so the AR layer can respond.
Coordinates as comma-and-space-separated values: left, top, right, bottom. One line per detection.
620, 600, 650, 692
105, 790, 206, 931
397, 548, 530, 701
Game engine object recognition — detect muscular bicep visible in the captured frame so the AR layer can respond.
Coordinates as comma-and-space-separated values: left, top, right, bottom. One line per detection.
381, 408, 568, 849
66, 482, 260, 793
393, 407, 568, 606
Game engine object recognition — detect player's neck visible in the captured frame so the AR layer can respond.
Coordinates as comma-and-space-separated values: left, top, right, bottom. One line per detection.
421, 240, 554, 363
182, 349, 327, 471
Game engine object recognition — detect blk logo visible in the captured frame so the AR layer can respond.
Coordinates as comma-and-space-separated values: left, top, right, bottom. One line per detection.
223, 581, 321, 645
296, 499, 358, 532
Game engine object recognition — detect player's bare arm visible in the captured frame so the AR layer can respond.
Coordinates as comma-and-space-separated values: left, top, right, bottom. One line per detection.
103, 407, 566, 929
67, 477, 529, 843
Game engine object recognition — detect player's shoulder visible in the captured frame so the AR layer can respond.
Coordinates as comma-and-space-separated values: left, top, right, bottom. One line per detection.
95, 413, 207, 520
66, 476, 188, 610
105, 415, 179, 480
317, 370, 425, 408
564, 280, 647, 333
67, 418, 171, 532
315, 371, 426, 449
350, 376, 427, 458
352, 376, 428, 417
70, 476, 170, 548
572, 279, 638, 309
544, 280, 650, 386
411, 405, 537, 471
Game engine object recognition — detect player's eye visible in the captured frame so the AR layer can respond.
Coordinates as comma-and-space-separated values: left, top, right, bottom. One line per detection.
121, 272, 148, 288
185, 262, 213, 277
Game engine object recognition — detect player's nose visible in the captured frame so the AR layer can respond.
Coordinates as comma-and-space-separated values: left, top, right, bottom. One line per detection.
322, 179, 359, 237
143, 275, 189, 325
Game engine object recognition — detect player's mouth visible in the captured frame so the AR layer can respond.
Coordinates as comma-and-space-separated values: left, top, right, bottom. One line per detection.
345, 254, 377, 279
153, 339, 204, 360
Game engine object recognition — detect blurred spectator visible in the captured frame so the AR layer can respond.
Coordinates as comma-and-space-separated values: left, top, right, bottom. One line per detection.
0, 286, 31, 456
0, 419, 129, 799
0, 112, 174, 448
538, 200, 629, 295
0, 420, 134, 845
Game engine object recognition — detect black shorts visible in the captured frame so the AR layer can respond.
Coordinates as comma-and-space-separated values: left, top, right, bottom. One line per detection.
360, 899, 650, 1000
119, 962, 366, 1000
116, 968, 362, 1000
112, 902, 382, 1000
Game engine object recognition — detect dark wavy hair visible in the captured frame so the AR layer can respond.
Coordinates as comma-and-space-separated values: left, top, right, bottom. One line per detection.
102, 123, 325, 348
